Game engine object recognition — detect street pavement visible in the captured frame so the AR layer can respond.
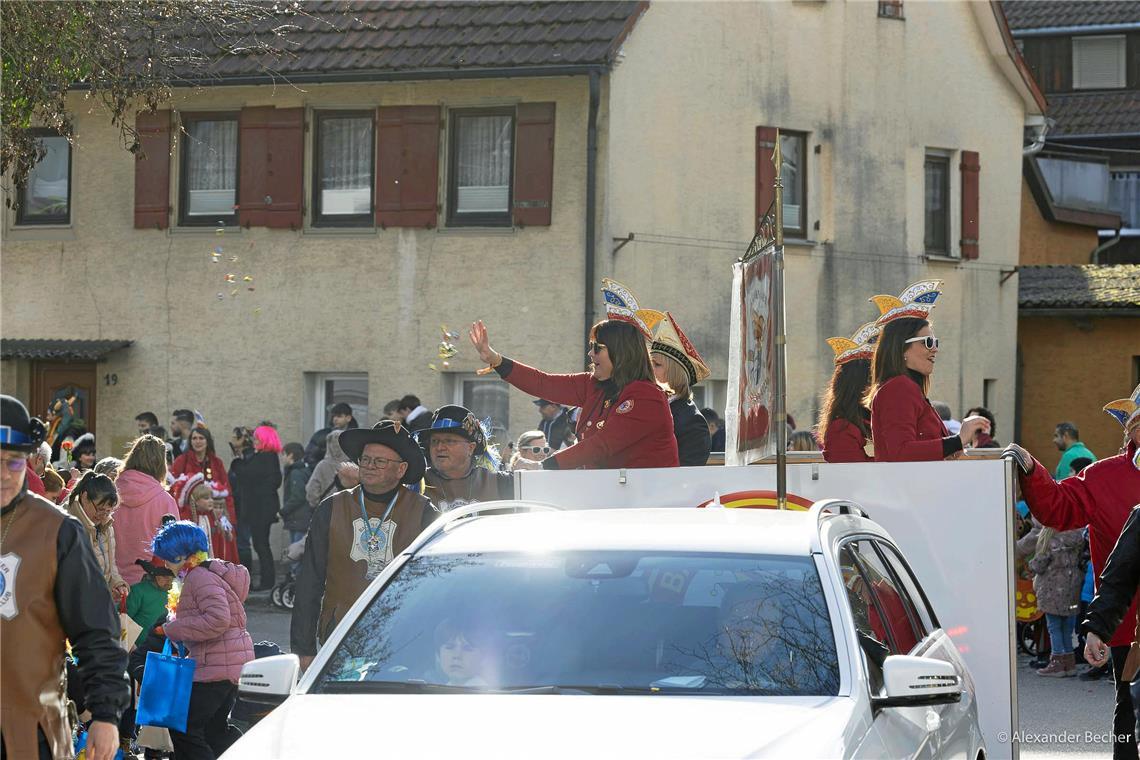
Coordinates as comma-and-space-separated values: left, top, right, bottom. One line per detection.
246, 599, 1126, 757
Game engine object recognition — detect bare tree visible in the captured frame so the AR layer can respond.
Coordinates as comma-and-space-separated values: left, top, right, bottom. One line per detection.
0, 1, 314, 203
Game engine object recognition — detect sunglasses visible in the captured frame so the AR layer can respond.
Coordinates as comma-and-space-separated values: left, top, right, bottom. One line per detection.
521, 445, 551, 455
904, 335, 940, 350
588, 341, 607, 355
3, 456, 28, 473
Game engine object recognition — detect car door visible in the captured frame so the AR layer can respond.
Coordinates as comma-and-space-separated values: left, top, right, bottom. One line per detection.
838, 540, 937, 760
870, 539, 978, 760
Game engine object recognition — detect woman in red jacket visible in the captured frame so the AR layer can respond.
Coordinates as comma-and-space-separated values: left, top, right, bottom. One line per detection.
866, 281, 988, 462
818, 321, 878, 463
468, 316, 679, 470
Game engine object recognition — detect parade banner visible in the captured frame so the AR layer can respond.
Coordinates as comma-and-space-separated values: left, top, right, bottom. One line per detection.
725, 252, 779, 466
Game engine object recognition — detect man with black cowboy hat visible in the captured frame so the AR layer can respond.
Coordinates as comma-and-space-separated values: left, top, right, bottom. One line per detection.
1, 395, 128, 760
291, 420, 435, 670
419, 405, 512, 513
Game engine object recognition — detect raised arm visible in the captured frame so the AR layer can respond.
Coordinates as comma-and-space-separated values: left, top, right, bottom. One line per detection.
470, 320, 592, 407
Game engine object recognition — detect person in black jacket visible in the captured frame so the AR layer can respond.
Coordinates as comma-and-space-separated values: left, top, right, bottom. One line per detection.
246, 426, 284, 590
303, 403, 358, 468
1083, 505, 1140, 736
534, 400, 576, 451
1, 395, 129, 760
227, 426, 256, 571
648, 311, 712, 467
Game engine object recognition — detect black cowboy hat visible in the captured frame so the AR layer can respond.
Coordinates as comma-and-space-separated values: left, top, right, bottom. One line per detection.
0, 395, 47, 453
339, 420, 426, 485
415, 405, 486, 455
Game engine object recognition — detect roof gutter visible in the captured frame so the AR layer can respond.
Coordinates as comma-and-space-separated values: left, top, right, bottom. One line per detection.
1012, 23, 1140, 37
1019, 307, 1140, 317
71, 64, 610, 90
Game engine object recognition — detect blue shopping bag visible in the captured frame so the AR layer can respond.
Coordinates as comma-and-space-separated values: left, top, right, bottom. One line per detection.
136, 639, 196, 733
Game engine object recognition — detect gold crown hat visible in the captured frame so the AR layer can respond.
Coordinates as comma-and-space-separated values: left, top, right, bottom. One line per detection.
648, 309, 711, 386
1104, 383, 1140, 432
870, 280, 944, 327
600, 277, 661, 340
826, 320, 880, 366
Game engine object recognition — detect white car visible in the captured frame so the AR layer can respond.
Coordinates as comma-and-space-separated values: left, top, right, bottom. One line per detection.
229, 500, 985, 759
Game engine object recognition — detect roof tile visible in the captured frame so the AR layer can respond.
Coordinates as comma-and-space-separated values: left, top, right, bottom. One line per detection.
1047, 91, 1140, 137
1002, 1, 1140, 31
1019, 264, 1140, 309
167, 1, 645, 81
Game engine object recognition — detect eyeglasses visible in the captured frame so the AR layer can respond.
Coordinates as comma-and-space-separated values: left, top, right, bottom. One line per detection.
588, 341, 607, 355
358, 455, 404, 469
521, 446, 551, 455
2, 456, 28, 473
904, 335, 940, 350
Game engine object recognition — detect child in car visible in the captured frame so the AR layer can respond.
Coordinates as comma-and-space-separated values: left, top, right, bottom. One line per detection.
433, 618, 491, 686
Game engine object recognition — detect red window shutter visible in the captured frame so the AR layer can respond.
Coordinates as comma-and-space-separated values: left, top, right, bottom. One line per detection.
376, 106, 440, 229
238, 107, 304, 229
513, 102, 556, 226
755, 126, 778, 233
134, 110, 171, 229
960, 150, 980, 260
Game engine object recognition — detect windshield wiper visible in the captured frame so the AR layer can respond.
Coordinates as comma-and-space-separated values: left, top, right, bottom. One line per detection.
319, 680, 483, 694
500, 684, 660, 695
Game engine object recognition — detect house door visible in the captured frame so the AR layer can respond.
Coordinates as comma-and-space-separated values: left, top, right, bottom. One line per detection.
31, 361, 98, 453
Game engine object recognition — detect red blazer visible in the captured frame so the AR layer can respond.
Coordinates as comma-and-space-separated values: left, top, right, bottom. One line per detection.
822, 418, 872, 463
1020, 441, 1140, 647
870, 375, 951, 462
501, 359, 679, 470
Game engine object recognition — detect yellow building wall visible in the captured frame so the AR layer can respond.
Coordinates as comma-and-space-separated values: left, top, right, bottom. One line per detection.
1019, 316, 1140, 473
2, 78, 591, 452
1018, 177, 1099, 266
602, 0, 1030, 431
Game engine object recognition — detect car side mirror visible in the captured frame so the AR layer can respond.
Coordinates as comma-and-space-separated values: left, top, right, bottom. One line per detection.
872, 655, 962, 710
238, 654, 300, 705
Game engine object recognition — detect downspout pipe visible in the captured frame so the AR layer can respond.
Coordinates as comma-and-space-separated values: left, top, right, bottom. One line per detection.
1023, 117, 1053, 156
584, 70, 601, 360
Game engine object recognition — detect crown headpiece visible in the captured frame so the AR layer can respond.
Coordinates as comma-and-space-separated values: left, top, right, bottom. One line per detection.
1104, 383, 1140, 433
648, 309, 711, 385
601, 278, 660, 340
826, 320, 880, 365
871, 280, 943, 327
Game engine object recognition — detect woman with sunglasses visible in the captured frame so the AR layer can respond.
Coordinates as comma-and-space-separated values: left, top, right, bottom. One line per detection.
510, 431, 550, 472
868, 318, 990, 462
469, 281, 678, 470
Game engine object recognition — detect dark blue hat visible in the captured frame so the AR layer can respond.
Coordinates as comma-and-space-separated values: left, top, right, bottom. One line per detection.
0, 395, 47, 453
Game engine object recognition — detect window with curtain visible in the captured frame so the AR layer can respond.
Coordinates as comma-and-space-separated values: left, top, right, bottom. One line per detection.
315, 112, 374, 225
448, 108, 514, 226
16, 134, 71, 225
924, 153, 950, 254
780, 132, 806, 237
180, 116, 238, 224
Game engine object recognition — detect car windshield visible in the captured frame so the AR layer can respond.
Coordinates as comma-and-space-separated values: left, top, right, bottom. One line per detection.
313, 551, 840, 696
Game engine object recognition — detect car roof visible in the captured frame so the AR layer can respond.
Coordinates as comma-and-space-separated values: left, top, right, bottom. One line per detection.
417, 507, 823, 556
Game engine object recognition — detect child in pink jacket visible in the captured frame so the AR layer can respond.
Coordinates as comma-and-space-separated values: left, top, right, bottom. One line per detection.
154, 521, 254, 759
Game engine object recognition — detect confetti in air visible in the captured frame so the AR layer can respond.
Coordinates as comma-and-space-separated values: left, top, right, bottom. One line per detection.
437, 325, 459, 361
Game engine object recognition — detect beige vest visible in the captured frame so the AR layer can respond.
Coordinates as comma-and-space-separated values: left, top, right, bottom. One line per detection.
0, 492, 73, 760
318, 486, 432, 642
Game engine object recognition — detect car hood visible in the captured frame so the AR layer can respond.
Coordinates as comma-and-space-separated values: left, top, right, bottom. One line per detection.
226, 693, 862, 759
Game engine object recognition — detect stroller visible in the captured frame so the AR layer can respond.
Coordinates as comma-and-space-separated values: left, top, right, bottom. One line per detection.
270, 533, 306, 610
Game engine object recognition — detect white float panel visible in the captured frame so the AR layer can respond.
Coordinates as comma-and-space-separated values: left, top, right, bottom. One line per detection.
515, 460, 1017, 759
